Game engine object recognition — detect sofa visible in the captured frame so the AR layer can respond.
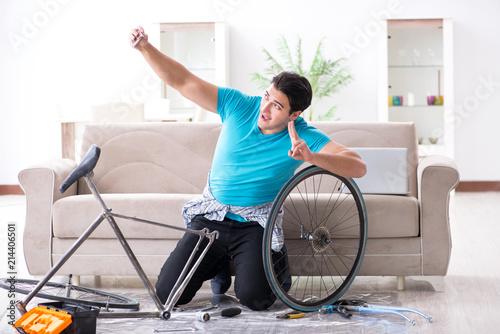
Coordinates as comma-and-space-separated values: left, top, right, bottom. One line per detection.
18, 121, 459, 290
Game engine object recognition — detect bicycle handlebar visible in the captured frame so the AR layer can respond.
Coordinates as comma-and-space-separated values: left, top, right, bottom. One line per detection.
59, 144, 101, 194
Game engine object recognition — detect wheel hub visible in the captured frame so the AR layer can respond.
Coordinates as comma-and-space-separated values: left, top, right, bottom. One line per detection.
311, 226, 331, 253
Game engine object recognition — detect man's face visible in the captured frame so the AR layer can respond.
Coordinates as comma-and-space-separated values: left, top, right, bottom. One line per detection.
258, 84, 300, 135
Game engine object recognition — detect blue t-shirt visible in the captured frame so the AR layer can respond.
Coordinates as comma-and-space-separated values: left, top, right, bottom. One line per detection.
210, 87, 331, 207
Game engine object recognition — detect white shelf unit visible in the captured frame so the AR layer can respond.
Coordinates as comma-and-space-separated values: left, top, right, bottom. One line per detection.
378, 19, 454, 157
150, 22, 228, 120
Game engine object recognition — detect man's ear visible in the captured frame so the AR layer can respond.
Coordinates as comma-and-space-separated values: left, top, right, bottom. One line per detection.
289, 110, 302, 121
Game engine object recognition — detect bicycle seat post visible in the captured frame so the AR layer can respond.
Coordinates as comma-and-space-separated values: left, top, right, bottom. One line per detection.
84, 172, 110, 213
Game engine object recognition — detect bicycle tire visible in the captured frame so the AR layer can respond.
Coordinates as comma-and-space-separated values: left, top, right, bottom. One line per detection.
263, 166, 367, 312
0, 278, 139, 310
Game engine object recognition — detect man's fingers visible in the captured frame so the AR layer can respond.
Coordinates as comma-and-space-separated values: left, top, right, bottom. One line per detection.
130, 27, 141, 39
130, 26, 146, 47
289, 123, 310, 161
132, 33, 144, 47
288, 121, 299, 141
289, 141, 302, 159
289, 138, 313, 162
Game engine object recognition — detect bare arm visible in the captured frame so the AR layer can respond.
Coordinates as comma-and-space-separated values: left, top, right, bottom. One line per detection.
288, 121, 367, 178
130, 27, 218, 113
311, 141, 367, 178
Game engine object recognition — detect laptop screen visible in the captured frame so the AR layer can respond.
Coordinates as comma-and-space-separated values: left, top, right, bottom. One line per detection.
350, 147, 408, 195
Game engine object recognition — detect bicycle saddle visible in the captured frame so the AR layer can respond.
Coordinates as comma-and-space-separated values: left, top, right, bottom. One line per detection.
59, 144, 101, 194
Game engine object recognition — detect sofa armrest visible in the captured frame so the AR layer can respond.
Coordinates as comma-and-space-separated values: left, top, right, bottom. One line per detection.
18, 158, 78, 275
417, 155, 460, 275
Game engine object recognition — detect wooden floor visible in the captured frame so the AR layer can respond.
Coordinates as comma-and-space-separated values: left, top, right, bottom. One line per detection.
1, 192, 500, 333
403, 191, 500, 333
397, 191, 500, 333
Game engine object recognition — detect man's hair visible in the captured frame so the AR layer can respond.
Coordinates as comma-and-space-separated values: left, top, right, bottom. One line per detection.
271, 72, 313, 114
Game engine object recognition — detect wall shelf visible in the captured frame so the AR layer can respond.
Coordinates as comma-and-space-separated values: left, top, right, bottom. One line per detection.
150, 22, 228, 121
389, 105, 444, 108
389, 65, 443, 68
378, 18, 454, 157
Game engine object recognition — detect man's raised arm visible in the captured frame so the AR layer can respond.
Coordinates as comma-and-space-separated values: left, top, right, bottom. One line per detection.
130, 26, 218, 113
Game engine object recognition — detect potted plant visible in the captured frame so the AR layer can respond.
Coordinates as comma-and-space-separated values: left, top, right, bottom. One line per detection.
250, 35, 352, 121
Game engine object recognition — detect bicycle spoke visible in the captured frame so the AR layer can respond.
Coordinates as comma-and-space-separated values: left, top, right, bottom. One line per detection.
0, 279, 139, 309
263, 166, 367, 311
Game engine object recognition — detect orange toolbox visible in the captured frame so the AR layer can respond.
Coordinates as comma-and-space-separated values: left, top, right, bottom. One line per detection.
14, 306, 72, 334
14, 302, 99, 334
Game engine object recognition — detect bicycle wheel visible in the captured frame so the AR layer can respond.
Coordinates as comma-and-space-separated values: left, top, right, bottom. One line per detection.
263, 166, 367, 312
0, 278, 139, 310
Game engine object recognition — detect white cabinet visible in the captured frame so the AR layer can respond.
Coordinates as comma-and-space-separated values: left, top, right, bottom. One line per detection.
149, 22, 228, 121
379, 19, 454, 157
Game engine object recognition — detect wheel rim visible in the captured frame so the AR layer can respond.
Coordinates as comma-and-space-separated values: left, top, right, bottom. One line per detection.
0, 278, 139, 309
264, 166, 367, 311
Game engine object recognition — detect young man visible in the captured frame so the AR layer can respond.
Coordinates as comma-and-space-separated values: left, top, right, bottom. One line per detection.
130, 27, 366, 311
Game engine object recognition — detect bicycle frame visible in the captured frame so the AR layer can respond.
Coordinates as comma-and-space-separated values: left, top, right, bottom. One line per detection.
16, 171, 219, 320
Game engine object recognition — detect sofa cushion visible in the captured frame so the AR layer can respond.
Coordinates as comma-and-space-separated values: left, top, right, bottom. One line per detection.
52, 194, 195, 239
281, 193, 418, 239
362, 194, 419, 238
52, 193, 419, 240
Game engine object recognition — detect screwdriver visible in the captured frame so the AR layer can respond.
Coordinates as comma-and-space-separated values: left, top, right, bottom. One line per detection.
197, 307, 241, 322
276, 310, 306, 319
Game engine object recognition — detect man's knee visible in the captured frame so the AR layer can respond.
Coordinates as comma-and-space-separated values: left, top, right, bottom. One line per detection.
156, 274, 197, 306
236, 284, 276, 311
155, 280, 169, 304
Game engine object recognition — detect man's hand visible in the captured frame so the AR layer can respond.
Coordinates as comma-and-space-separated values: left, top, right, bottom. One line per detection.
288, 121, 313, 162
130, 26, 148, 49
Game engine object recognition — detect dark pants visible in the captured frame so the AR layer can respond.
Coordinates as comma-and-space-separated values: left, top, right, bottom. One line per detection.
155, 215, 278, 311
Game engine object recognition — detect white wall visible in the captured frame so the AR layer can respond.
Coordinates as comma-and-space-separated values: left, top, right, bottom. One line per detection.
1, 0, 499, 184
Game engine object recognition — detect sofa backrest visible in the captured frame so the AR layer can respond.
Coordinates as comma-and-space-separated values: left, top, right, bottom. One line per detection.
78, 121, 418, 197
311, 122, 418, 197
78, 122, 221, 195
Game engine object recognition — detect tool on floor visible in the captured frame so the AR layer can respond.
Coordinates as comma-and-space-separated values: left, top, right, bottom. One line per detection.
173, 304, 218, 312
197, 307, 241, 322
320, 299, 433, 326
152, 329, 197, 333
276, 310, 306, 319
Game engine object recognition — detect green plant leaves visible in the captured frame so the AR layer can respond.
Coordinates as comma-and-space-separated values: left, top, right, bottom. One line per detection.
250, 35, 352, 121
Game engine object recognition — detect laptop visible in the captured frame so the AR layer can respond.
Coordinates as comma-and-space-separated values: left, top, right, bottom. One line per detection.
349, 147, 409, 195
